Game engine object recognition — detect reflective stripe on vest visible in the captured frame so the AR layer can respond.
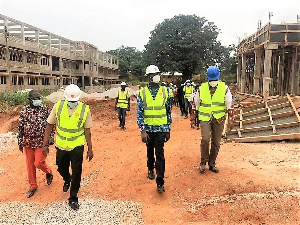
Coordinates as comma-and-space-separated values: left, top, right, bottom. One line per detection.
117, 90, 129, 108
140, 86, 168, 125
55, 100, 89, 149
184, 86, 193, 99
198, 82, 226, 122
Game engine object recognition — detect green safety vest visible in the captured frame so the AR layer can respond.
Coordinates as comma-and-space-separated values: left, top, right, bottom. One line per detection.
55, 100, 89, 149
198, 81, 226, 122
140, 86, 168, 126
117, 90, 129, 108
169, 88, 174, 98
184, 86, 194, 99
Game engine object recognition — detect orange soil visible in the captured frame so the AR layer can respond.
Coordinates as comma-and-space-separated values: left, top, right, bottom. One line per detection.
0, 99, 299, 224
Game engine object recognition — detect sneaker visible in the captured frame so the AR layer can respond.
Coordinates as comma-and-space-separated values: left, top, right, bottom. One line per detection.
157, 185, 165, 193
147, 170, 155, 180
63, 182, 70, 192
69, 201, 79, 210
199, 163, 206, 173
46, 171, 53, 185
209, 166, 219, 173
27, 188, 37, 198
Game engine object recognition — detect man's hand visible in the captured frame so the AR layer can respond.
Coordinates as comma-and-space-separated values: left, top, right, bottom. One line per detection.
86, 147, 94, 161
127, 107, 130, 111
42, 146, 49, 157
115, 106, 117, 111
141, 130, 148, 143
165, 132, 170, 142
227, 109, 235, 131
19, 145, 23, 153
48, 137, 54, 145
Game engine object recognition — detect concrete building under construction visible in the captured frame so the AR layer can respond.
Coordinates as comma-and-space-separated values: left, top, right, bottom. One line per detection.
237, 22, 300, 97
0, 14, 119, 92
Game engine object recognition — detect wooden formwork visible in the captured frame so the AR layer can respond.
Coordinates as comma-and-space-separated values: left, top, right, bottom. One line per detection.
225, 94, 300, 142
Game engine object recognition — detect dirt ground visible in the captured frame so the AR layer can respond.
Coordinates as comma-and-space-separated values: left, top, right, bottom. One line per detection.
0, 99, 299, 224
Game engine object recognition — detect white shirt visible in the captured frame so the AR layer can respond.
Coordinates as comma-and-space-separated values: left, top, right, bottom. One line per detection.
194, 81, 233, 110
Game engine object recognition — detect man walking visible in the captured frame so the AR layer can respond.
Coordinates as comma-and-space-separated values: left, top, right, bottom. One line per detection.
18, 90, 54, 198
196, 66, 234, 173
137, 65, 172, 193
42, 84, 94, 210
183, 80, 194, 118
115, 82, 130, 130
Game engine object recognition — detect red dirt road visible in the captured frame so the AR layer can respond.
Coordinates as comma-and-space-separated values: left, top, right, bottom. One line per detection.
0, 99, 299, 224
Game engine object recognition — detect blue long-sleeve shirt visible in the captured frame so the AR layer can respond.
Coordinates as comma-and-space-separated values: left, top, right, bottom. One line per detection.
137, 84, 172, 132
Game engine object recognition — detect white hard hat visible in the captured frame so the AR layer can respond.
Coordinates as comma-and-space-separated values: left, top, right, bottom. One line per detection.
64, 84, 81, 101
186, 79, 190, 83
146, 65, 160, 75
121, 82, 126, 86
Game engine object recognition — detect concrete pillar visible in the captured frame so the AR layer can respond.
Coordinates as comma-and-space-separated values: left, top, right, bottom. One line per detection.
241, 54, 246, 93
263, 49, 272, 98
291, 48, 298, 94
254, 49, 262, 94
21, 24, 25, 45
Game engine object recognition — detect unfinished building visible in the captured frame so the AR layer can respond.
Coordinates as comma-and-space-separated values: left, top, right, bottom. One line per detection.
0, 14, 119, 92
237, 22, 300, 98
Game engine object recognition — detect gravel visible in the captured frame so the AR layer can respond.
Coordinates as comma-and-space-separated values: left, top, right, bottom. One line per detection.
0, 199, 144, 225
273, 116, 298, 125
242, 120, 271, 129
0, 132, 17, 155
270, 106, 293, 115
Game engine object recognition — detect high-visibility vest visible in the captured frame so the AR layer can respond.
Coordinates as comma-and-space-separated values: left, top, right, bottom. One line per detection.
140, 86, 168, 126
198, 81, 226, 122
117, 90, 129, 108
169, 88, 174, 98
184, 86, 194, 99
55, 100, 89, 149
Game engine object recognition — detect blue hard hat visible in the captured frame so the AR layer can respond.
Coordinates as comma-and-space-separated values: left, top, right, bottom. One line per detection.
206, 66, 220, 81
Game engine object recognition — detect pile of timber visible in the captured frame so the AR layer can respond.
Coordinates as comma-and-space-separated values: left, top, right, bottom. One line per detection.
225, 94, 300, 142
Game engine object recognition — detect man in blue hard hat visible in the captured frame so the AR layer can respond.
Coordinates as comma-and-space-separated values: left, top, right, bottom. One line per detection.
195, 66, 234, 173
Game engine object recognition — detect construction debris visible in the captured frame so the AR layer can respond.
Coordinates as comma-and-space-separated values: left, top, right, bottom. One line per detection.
225, 94, 300, 142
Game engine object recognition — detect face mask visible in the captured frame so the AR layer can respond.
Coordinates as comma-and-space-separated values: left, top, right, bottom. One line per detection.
67, 101, 78, 109
152, 75, 160, 83
32, 99, 42, 106
187, 83, 191, 87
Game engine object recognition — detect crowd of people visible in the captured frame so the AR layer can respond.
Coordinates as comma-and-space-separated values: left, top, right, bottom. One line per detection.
17, 65, 234, 210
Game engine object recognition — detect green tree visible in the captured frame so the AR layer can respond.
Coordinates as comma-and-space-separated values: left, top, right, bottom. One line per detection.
107, 46, 146, 79
144, 14, 232, 80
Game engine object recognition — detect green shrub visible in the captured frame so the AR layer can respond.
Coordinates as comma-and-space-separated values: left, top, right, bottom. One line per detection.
0, 92, 28, 106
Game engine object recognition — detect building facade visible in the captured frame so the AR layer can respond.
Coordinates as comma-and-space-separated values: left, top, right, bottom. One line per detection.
0, 14, 119, 92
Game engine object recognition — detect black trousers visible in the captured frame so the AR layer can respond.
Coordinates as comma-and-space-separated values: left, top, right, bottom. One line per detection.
146, 132, 166, 186
56, 145, 84, 203
117, 107, 127, 127
184, 98, 192, 117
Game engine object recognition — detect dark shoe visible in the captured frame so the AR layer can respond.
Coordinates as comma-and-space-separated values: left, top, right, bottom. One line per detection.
63, 182, 70, 192
27, 188, 37, 198
46, 171, 53, 185
119, 123, 122, 127
147, 170, 155, 180
209, 166, 219, 173
157, 185, 165, 193
184, 116, 188, 119
199, 164, 206, 173
69, 201, 79, 210
121, 126, 125, 131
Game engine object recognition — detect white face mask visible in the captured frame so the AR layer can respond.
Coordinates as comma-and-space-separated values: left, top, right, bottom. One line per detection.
152, 75, 161, 83
67, 101, 78, 109
32, 99, 42, 106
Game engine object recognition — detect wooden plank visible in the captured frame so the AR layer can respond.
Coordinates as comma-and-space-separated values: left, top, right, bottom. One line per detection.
242, 115, 270, 124
238, 130, 242, 138
275, 121, 300, 129
272, 111, 294, 119
225, 133, 300, 143
238, 125, 273, 133
269, 102, 290, 110
265, 102, 274, 125
240, 109, 243, 129
287, 93, 300, 122
243, 108, 267, 117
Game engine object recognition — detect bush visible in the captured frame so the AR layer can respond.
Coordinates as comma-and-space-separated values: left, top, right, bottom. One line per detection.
0, 92, 28, 106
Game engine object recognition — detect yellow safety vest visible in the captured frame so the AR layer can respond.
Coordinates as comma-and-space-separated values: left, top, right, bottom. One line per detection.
169, 88, 174, 98
198, 82, 226, 122
140, 86, 168, 126
184, 86, 194, 99
55, 100, 89, 149
117, 90, 129, 108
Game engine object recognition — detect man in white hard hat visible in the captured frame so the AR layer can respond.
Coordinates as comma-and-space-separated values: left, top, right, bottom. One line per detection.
137, 65, 172, 193
42, 84, 94, 210
115, 82, 130, 130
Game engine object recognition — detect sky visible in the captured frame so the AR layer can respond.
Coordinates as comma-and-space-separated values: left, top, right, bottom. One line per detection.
0, 0, 299, 52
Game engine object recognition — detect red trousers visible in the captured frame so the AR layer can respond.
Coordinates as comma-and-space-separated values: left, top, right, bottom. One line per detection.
24, 147, 51, 189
